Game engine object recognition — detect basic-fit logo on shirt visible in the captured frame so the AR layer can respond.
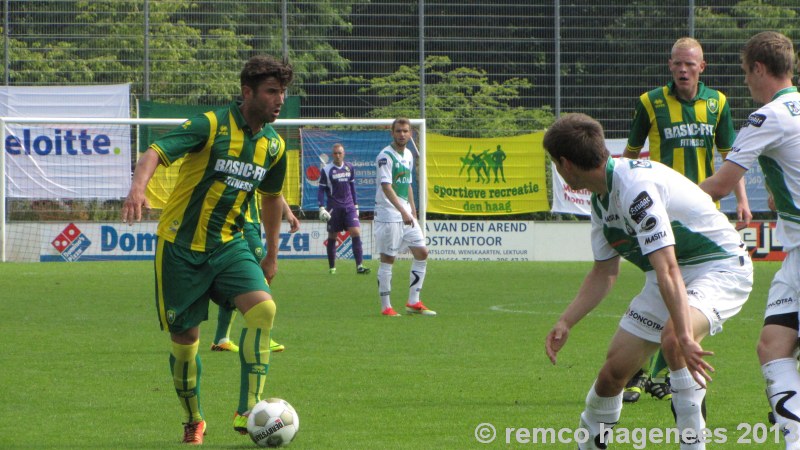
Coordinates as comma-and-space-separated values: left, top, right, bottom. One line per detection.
214, 158, 267, 192
51, 223, 92, 262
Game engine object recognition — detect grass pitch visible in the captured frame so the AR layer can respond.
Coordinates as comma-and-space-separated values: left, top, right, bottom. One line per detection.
0, 259, 781, 449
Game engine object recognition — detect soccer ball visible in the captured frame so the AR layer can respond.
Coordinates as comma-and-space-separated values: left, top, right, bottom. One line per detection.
247, 398, 300, 447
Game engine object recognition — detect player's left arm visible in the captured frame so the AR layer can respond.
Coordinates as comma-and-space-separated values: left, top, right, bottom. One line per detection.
349, 164, 359, 215
716, 98, 752, 227
648, 246, 714, 386
407, 184, 417, 219
257, 153, 288, 283
282, 196, 300, 233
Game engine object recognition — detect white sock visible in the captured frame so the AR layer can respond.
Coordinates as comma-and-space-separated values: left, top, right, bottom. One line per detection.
670, 367, 707, 450
763, 358, 800, 449
378, 263, 393, 310
407, 259, 427, 304
578, 382, 621, 450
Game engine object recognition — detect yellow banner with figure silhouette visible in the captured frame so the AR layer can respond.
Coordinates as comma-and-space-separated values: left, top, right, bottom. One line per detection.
426, 132, 548, 215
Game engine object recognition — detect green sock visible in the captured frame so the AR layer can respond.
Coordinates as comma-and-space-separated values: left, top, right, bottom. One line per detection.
649, 350, 669, 381
214, 306, 236, 344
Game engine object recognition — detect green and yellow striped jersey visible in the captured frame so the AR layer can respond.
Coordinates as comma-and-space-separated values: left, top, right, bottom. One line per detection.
625, 81, 735, 184
151, 101, 285, 252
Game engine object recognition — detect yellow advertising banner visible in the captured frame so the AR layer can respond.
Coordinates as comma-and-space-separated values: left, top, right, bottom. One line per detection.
145, 149, 301, 209
427, 132, 548, 215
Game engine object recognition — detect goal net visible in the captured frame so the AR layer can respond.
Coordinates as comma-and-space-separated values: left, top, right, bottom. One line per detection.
0, 117, 426, 262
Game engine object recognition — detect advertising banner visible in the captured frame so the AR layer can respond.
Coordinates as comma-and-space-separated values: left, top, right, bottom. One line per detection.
1, 85, 131, 198
426, 132, 548, 215
30, 221, 371, 262
740, 221, 786, 262
425, 220, 536, 261
301, 129, 414, 212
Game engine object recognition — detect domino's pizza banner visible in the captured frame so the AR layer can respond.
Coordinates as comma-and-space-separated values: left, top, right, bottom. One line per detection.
300, 129, 419, 212
1, 84, 132, 199
7, 221, 372, 262
551, 138, 770, 216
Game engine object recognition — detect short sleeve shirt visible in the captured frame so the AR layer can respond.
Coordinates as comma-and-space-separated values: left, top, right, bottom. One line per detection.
591, 157, 743, 271
374, 145, 413, 222
151, 102, 286, 252
725, 87, 800, 251
626, 81, 735, 184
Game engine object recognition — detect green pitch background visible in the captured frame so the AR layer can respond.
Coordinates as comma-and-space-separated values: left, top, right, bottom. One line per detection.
0, 260, 782, 449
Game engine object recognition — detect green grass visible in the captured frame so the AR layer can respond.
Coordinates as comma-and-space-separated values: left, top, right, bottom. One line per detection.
0, 260, 783, 449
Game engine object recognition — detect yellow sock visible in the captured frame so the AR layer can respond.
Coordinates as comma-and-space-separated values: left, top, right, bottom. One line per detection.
238, 300, 275, 413
170, 340, 203, 423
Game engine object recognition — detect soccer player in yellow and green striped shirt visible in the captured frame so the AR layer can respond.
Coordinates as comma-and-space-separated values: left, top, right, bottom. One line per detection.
622, 37, 751, 405
122, 54, 293, 444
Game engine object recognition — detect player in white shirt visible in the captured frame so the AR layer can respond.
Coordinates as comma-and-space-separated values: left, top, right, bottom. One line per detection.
544, 113, 752, 450
374, 118, 436, 317
700, 31, 800, 448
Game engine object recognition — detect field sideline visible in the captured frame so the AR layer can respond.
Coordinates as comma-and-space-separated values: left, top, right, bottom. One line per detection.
0, 259, 782, 449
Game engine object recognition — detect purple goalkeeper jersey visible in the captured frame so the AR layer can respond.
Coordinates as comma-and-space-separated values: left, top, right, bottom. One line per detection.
318, 162, 358, 209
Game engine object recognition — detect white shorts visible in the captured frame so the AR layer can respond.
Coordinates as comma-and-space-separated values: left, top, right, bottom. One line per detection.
619, 255, 753, 343
765, 248, 800, 330
374, 220, 426, 257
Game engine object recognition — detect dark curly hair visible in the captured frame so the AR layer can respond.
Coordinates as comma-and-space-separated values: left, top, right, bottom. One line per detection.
240, 55, 294, 91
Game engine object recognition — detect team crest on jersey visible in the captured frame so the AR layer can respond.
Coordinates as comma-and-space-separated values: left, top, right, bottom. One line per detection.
707, 98, 719, 114
268, 139, 280, 157
748, 113, 767, 127
784, 101, 800, 116
167, 310, 176, 324
628, 160, 652, 169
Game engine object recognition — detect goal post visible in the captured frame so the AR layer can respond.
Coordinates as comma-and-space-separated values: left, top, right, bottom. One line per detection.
0, 116, 426, 262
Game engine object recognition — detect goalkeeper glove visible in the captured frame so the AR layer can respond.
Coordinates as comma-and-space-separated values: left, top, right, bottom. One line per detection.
319, 207, 331, 222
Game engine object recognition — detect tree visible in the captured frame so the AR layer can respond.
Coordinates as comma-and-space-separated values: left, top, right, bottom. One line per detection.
329, 56, 554, 138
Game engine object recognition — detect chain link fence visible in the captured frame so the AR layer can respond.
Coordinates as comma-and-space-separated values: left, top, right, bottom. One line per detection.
3, 1, 800, 137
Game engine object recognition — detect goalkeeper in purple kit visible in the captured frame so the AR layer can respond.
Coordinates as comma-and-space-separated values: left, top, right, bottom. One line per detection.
318, 143, 370, 274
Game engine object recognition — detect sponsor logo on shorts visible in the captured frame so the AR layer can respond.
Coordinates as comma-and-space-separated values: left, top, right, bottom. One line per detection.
767, 297, 794, 309
625, 308, 664, 332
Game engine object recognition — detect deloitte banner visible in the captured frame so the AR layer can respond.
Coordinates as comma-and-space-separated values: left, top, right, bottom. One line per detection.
426, 133, 548, 215
1, 85, 132, 198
